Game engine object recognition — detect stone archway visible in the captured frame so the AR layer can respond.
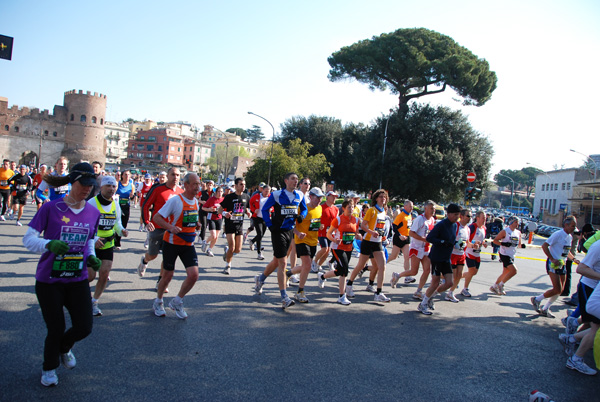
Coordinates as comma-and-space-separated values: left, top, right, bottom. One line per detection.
19, 151, 38, 167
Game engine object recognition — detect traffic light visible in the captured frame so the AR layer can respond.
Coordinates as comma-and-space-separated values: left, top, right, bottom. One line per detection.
464, 187, 482, 201
465, 187, 473, 201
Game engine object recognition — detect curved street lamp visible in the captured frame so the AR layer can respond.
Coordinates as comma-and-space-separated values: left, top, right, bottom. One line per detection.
248, 111, 275, 186
570, 149, 598, 225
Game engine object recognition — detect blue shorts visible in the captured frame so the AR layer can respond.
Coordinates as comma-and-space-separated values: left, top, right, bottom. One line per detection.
545, 258, 566, 275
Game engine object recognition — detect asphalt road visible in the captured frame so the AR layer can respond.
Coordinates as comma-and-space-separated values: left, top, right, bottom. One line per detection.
1, 203, 598, 401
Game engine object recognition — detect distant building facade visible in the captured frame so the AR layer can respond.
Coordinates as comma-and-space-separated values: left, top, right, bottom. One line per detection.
104, 122, 130, 164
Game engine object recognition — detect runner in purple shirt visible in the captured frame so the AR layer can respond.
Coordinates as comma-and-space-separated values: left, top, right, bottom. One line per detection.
22, 162, 102, 387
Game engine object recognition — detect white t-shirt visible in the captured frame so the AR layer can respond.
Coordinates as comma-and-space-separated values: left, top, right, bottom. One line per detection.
499, 226, 520, 257
580, 240, 600, 288
466, 224, 486, 259
409, 214, 435, 252
452, 223, 470, 256
544, 229, 572, 260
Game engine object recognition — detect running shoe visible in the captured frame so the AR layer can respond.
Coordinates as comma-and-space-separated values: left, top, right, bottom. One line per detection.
16, 220, 22, 226
338, 294, 351, 305
366, 284, 376, 293
346, 285, 355, 298
530, 296, 541, 313
41, 369, 58, 387
60, 350, 76, 369
445, 292, 459, 303
317, 272, 326, 288
92, 301, 102, 316
566, 356, 597, 375
489, 284, 501, 295
243, 232, 248, 243
138, 224, 144, 231
169, 299, 188, 319
390, 272, 400, 288
257, 253, 265, 260
427, 298, 435, 310
143, 238, 148, 249
412, 290, 424, 300
0, 215, 4, 221
201, 241, 208, 253
565, 316, 579, 335
290, 274, 300, 284
254, 274, 264, 295
282, 296, 295, 309
294, 291, 309, 303
310, 261, 319, 273
418, 302, 432, 315
222, 266, 231, 275
404, 276, 416, 284
461, 288, 472, 297
558, 334, 576, 356
223, 246, 229, 262
137, 256, 148, 278
498, 283, 507, 295
374, 293, 391, 302
153, 299, 166, 317
206, 249, 214, 257
114, 246, 121, 251
249, 241, 255, 251
539, 309, 555, 318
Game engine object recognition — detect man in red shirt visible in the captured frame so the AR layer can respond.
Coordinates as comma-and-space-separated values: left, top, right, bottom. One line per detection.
137, 168, 183, 291
32, 164, 47, 211
313, 191, 339, 272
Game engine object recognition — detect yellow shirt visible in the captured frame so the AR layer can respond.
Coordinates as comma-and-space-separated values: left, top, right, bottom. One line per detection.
392, 210, 412, 237
363, 206, 387, 243
295, 204, 322, 246
0, 168, 15, 190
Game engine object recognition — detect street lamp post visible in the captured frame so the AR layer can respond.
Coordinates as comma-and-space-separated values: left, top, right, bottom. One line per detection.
570, 149, 598, 225
497, 172, 514, 212
248, 112, 275, 186
380, 110, 393, 189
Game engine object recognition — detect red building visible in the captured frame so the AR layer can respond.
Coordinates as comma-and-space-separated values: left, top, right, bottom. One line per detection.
123, 128, 185, 169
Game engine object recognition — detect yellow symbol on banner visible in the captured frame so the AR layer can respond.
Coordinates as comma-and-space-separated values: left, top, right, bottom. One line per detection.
61, 216, 70, 224
0, 43, 6, 51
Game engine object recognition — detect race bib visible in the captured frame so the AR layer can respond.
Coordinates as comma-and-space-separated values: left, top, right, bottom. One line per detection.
281, 204, 297, 216
561, 245, 570, 258
55, 185, 69, 194
342, 232, 356, 245
99, 214, 117, 231
510, 236, 519, 246
309, 218, 320, 231
17, 184, 27, 191
183, 210, 199, 227
51, 253, 84, 278
119, 198, 129, 205
375, 219, 386, 236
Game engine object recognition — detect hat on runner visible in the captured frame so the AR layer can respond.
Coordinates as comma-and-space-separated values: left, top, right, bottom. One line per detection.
19, 165, 27, 169
446, 203, 461, 214
258, 182, 266, 188
101, 175, 117, 187
326, 190, 338, 197
349, 192, 360, 198
68, 162, 97, 186
309, 187, 325, 197
144, 173, 152, 179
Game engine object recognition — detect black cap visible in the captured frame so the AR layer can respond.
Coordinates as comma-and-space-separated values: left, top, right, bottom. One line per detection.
69, 162, 97, 186
446, 203, 461, 214
581, 224, 596, 234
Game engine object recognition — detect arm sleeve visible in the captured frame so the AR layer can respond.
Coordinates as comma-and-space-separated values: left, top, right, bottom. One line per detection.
36, 180, 49, 201
23, 226, 51, 254
114, 202, 124, 236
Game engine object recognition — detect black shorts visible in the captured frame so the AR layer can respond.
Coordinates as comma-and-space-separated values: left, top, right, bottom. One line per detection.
208, 219, 222, 231
148, 228, 165, 256
296, 243, 317, 258
318, 236, 331, 248
499, 253, 515, 268
393, 235, 410, 249
224, 220, 244, 235
13, 194, 28, 205
465, 256, 481, 269
162, 242, 198, 271
431, 260, 453, 276
579, 282, 600, 325
95, 247, 114, 262
360, 240, 383, 256
332, 249, 352, 277
271, 228, 294, 259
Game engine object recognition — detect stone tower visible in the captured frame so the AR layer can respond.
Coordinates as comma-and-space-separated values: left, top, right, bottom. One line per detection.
62, 90, 107, 165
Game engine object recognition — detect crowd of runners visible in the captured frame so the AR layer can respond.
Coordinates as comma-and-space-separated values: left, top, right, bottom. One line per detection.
6, 157, 600, 385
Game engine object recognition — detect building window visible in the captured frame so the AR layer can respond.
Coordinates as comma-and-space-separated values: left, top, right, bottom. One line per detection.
148, 154, 153, 158
70, 114, 74, 121
555, 183, 558, 191
14, 126, 19, 132
100, 118, 104, 125
4, 125, 8, 131
44, 130, 49, 136
80, 115, 86, 123
178, 147, 181, 152
92, 116, 97, 124
158, 145, 162, 151
541, 184, 544, 191
562, 183, 565, 190
53, 132, 57, 137
567, 183, 571, 190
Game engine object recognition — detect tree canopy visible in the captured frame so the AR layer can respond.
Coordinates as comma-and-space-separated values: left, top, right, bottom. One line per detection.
245, 125, 265, 142
495, 167, 542, 200
328, 28, 497, 114
206, 144, 251, 179
226, 127, 247, 140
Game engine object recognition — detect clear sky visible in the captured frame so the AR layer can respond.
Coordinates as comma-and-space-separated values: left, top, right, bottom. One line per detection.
2, 0, 599, 177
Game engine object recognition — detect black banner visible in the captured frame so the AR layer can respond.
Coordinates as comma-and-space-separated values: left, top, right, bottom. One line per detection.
0, 35, 14, 61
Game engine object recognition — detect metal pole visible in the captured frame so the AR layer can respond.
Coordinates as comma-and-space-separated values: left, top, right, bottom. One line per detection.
248, 112, 275, 186
380, 116, 390, 189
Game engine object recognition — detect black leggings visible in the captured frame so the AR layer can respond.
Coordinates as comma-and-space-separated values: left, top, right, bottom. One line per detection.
331, 249, 352, 277
0, 189, 9, 215
199, 212, 208, 241
115, 202, 130, 247
35, 280, 93, 371
250, 217, 266, 252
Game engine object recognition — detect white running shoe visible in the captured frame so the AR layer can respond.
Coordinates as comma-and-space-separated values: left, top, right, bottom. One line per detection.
201, 241, 208, 253
317, 272, 326, 289
138, 224, 144, 231
346, 285, 355, 298
223, 246, 229, 262
0, 215, 4, 221
169, 299, 188, 319
60, 350, 76, 369
461, 288, 472, 297
490, 284, 501, 295
366, 284, 376, 293
310, 261, 319, 273
566, 356, 597, 375
558, 334, 576, 356
290, 273, 300, 284
338, 294, 351, 305
282, 296, 295, 309
374, 293, 391, 302
206, 249, 214, 257
243, 232, 248, 244
390, 272, 400, 288
92, 301, 102, 316
498, 283, 507, 295
413, 290, 424, 300
254, 274, 264, 295
257, 252, 265, 260
222, 266, 231, 275
153, 299, 166, 317
137, 256, 148, 278
404, 276, 416, 284
16, 220, 22, 226
445, 292, 459, 303
41, 369, 58, 387
418, 302, 433, 315
249, 242, 255, 251
294, 291, 309, 303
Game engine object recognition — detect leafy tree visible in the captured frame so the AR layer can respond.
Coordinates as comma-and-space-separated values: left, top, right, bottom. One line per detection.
245, 125, 265, 143
226, 127, 247, 140
244, 139, 331, 187
359, 103, 493, 202
206, 144, 251, 178
328, 28, 497, 115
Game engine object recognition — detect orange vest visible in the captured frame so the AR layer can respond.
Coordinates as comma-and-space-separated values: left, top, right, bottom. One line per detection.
163, 195, 199, 246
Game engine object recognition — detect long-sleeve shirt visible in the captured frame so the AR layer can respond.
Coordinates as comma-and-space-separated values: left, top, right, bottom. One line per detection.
426, 218, 457, 262
261, 188, 307, 231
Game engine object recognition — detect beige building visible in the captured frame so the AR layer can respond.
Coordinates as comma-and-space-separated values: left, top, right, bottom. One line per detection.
104, 122, 130, 164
